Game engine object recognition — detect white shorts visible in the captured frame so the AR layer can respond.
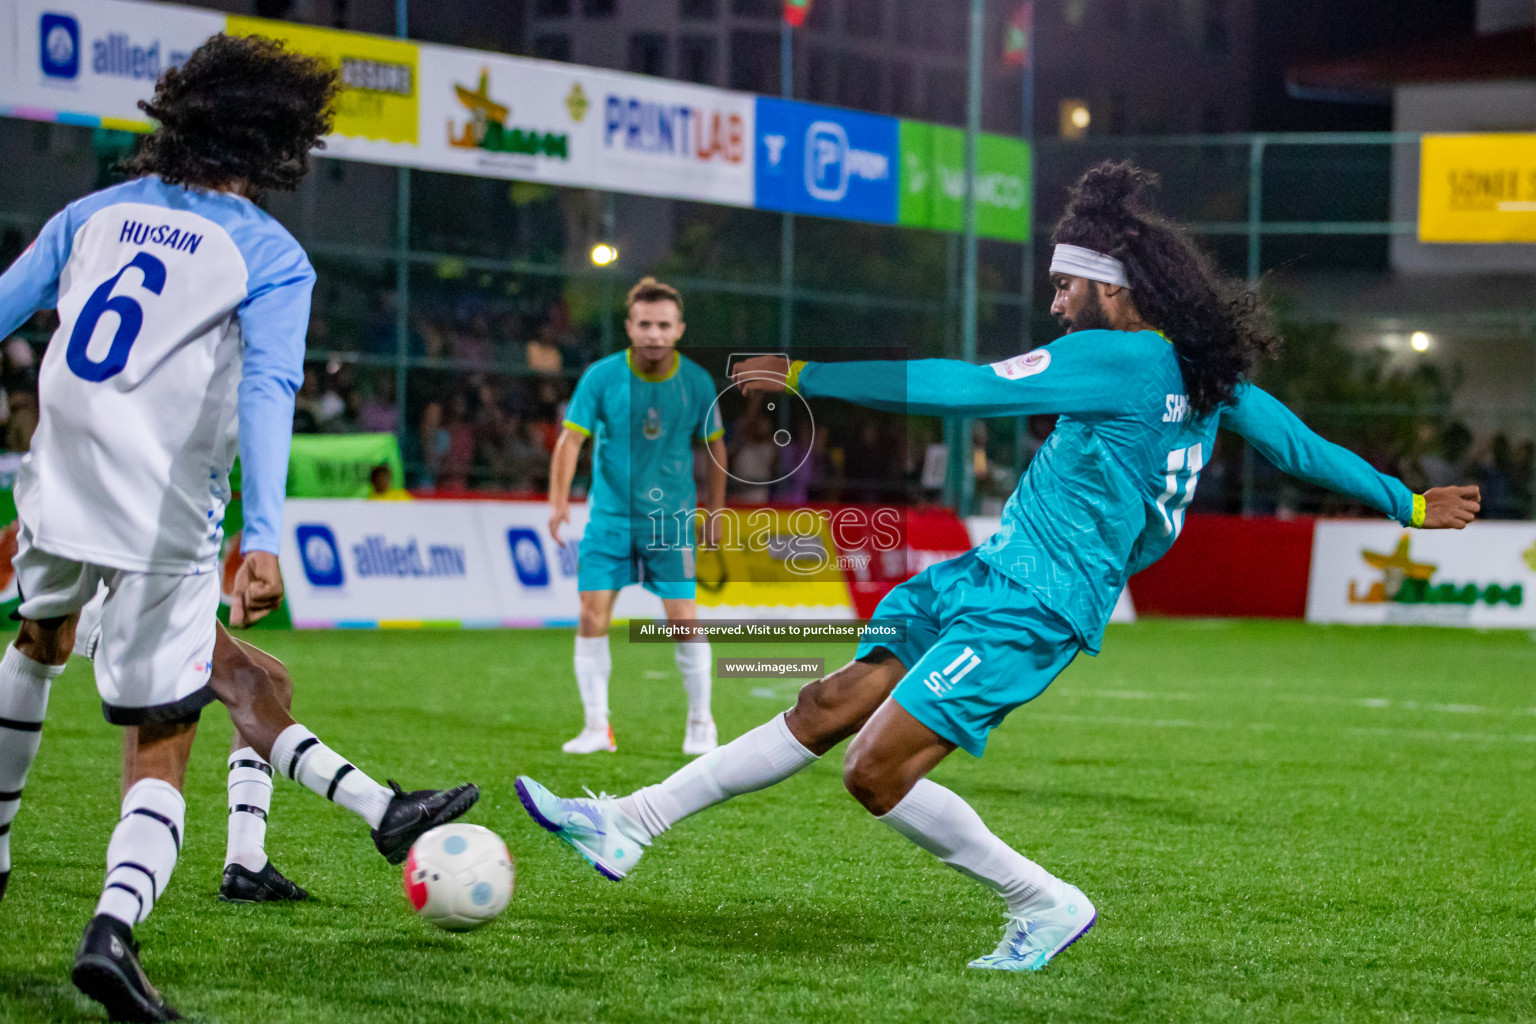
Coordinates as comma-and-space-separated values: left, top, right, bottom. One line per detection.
15, 524, 218, 725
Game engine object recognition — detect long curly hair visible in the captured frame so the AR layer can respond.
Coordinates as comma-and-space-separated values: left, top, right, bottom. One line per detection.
121, 34, 339, 196
1052, 161, 1280, 416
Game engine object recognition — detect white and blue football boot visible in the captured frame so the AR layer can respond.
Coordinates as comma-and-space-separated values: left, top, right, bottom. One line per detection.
967, 884, 1097, 972
515, 776, 650, 881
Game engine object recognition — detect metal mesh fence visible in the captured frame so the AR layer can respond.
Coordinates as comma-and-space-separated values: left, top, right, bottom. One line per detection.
0, 120, 1531, 515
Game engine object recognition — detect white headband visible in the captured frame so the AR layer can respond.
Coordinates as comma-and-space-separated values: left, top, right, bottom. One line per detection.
1050, 244, 1129, 288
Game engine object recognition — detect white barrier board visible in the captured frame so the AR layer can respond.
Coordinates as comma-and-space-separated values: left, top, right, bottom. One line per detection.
1306, 521, 1536, 628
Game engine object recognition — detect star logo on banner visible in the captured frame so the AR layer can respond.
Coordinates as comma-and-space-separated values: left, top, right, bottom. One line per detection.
566, 83, 589, 123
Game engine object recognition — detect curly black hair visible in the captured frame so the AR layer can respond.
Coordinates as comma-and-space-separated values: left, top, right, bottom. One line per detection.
1052, 161, 1280, 417
121, 33, 339, 196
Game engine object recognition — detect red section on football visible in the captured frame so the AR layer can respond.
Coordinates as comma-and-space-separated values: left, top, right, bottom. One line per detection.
403, 848, 429, 910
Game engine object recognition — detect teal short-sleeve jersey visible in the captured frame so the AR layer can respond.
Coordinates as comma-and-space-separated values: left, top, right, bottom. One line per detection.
564, 349, 723, 529
795, 329, 1415, 652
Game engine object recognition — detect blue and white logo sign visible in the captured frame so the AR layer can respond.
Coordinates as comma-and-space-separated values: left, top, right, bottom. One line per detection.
555, 538, 579, 579
296, 525, 345, 588
754, 98, 898, 224
507, 528, 550, 587
40, 13, 80, 79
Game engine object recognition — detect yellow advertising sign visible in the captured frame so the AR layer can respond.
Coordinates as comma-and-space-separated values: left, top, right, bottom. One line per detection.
226, 17, 418, 145
693, 510, 855, 613
1419, 134, 1536, 243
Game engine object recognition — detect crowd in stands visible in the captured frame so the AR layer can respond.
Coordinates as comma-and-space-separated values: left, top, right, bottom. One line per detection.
1, 300, 1532, 518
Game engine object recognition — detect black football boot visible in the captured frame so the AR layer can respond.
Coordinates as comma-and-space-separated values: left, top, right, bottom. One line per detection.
370, 781, 480, 864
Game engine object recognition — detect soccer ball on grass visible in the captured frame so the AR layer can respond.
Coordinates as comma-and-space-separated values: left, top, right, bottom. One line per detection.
403, 823, 514, 932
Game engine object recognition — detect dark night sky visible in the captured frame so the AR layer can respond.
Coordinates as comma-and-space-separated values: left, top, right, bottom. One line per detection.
1251, 0, 1479, 130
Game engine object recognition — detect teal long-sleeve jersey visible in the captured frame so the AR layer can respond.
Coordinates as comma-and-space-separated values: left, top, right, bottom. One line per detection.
792, 329, 1415, 652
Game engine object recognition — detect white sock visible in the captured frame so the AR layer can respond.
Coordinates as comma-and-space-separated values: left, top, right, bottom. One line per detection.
95, 778, 185, 927
620, 712, 816, 839
226, 747, 273, 872
879, 778, 1060, 914
574, 635, 611, 731
0, 645, 65, 877
270, 724, 393, 829
675, 640, 712, 721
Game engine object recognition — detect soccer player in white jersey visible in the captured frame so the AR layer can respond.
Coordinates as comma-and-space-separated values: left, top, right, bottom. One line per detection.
75, 591, 312, 904
0, 36, 477, 1021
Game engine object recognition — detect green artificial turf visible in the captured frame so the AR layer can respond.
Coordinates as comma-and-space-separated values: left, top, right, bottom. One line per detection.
0, 621, 1533, 1023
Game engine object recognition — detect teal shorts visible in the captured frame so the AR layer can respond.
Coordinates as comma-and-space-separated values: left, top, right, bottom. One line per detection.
856, 550, 1080, 757
577, 520, 696, 600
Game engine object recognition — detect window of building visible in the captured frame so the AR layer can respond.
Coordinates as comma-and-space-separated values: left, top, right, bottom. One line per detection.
845, 0, 884, 38
535, 0, 571, 16
627, 33, 669, 76
679, 35, 718, 83
893, 0, 920, 45
1105, 92, 1128, 135
925, 69, 965, 125
533, 34, 572, 61
728, 30, 779, 93
838, 54, 882, 111
1203, 0, 1229, 55
889, 62, 915, 117
936, 7, 966, 53
731, 0, 779, 18
807, 46, 837, 104
582, 0, 616, 17
680, 0, 718, 18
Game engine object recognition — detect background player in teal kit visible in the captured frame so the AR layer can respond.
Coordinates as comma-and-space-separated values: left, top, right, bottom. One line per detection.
548, 277, 728, 756
517, 164, 1481, 970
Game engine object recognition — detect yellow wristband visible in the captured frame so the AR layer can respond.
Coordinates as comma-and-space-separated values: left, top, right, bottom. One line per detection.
786, 359, 807, 393
1411, 493, 1426, 528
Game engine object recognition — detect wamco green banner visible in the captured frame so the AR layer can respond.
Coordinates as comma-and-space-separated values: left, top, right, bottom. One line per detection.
898, 123, 1031, 242
287, 433, 406, 498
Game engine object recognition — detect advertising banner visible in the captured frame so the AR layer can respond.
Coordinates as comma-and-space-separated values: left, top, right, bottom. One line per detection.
584, 62, 754, 206
0, 0, 1031, 239
287, 433, 406, 498
279, 499, 866, 628
281, 499, 505, 627
2, 0, 223, 131
1418, 134, 1536, 243
754, 97, 899, 224
416, 45, 754, 206
899, 122, 1030, 242
227, 15, 419, 150
477, 499, 595, 627
1306, 521, 1536, 628
694, 508, 856, 618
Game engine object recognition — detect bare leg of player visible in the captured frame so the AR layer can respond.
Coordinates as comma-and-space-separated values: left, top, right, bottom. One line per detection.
0, 611, 193, 1021
205, 626, 479, 865
843, 700, 1096, 971
516, 653, 906, 879
660, 596, 717, 756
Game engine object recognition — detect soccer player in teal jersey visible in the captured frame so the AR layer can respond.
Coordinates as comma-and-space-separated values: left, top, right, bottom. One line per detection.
517, 164, 1481, 970
548, 278, 728, 756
